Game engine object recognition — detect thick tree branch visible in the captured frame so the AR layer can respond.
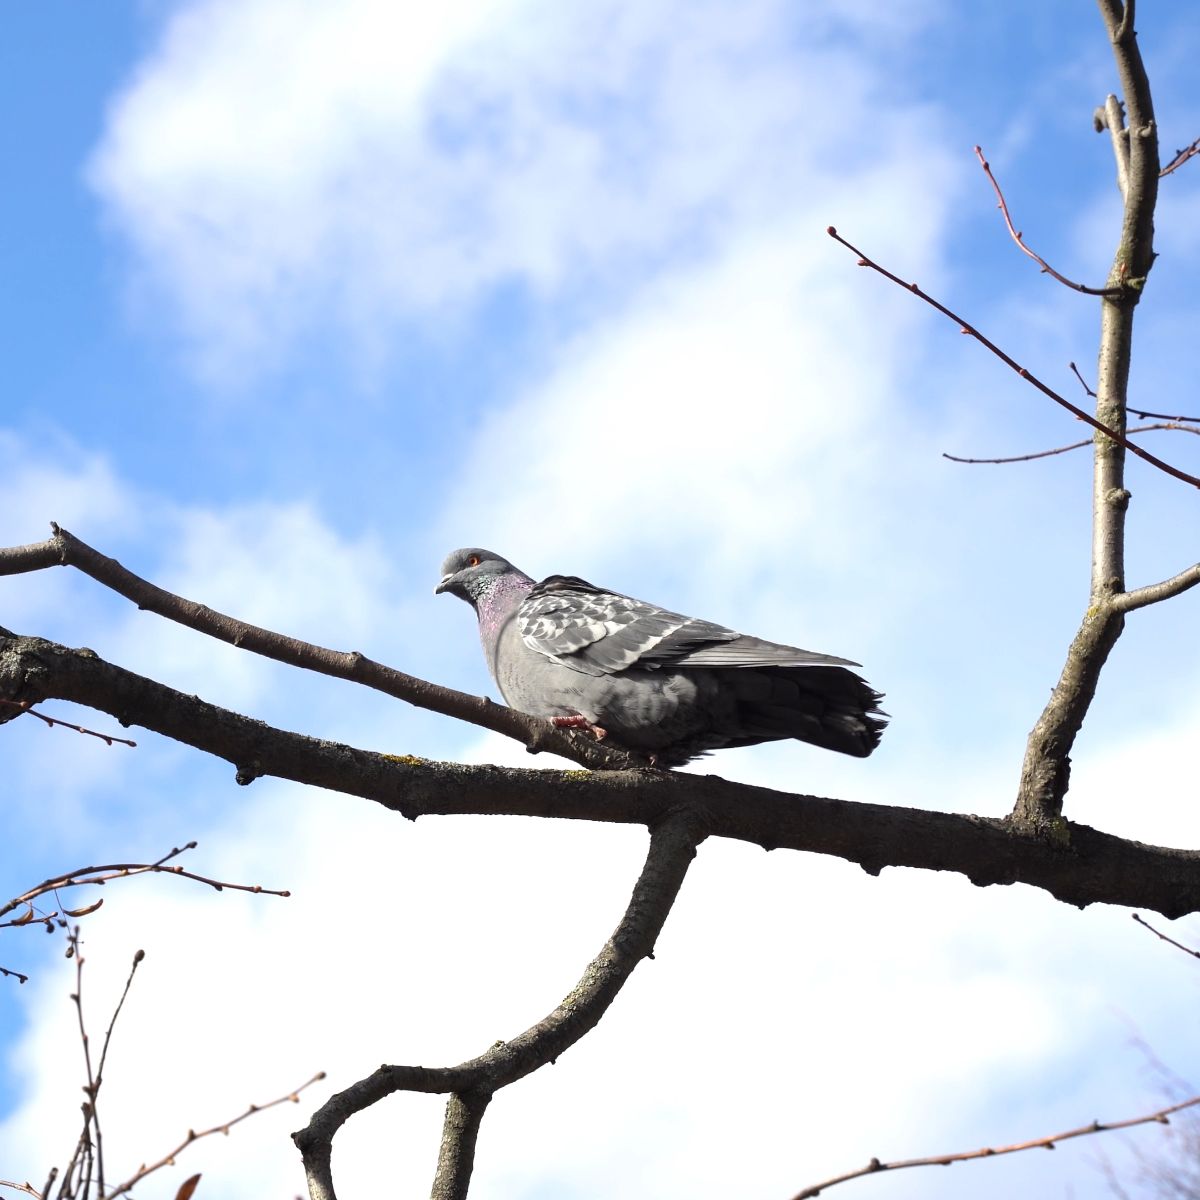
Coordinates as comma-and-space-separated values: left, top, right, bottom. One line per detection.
432, 1091, 492, 1200
2, 633, 1198, 918
294, 811, 703, 1200
1116, 563, 1200, 612
1010, 1, 1162, 831
0, 526, 646, 771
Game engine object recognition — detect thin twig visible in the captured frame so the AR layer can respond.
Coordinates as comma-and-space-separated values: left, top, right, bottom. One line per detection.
791, 1095, 1200, 1199
1070, 361, 1098, 397
68, 929, 99, 1199
1132, 912, 1200, 959
975, 145, 1120, 295
1082, 358, 1200, 419
1, 845, 289, 988
95, 949, 145, 1106
944, 421, 1199, 465
825, 227, 1200, 489
0, 699, 136, 747
1159, 134, 1200, 177
1130, 407, 1200, 422
1, 842, 290, 924
105, 1071, 326, 1198
0, 1182, 43, 1198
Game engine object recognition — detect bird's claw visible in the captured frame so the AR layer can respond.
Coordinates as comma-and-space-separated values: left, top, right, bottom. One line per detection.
553, 714, 608, 741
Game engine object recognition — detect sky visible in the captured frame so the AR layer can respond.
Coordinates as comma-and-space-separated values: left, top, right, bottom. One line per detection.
2, 1, 1200, 1198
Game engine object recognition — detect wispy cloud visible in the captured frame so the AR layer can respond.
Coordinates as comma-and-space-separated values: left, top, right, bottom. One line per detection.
89, 0, 939, 380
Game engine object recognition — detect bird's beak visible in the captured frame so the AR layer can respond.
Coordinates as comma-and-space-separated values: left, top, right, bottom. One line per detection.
434, 573, 455, 595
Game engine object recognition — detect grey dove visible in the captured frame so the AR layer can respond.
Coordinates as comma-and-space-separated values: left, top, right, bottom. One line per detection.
436, 548, 886, 767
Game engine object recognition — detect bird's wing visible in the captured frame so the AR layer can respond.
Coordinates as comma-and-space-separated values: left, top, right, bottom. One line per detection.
518, 575, 857, 676
518, 575, 735, 675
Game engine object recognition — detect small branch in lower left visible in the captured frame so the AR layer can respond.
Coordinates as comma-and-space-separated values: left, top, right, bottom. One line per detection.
1, 843, 290, 983
103, 1071, 327, 1198
0, 698, 136, 747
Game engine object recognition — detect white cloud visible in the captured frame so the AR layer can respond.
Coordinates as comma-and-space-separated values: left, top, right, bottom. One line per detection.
4, 720, 1198, 1199
2, 1, 1189, 1197
89, 0, 942, 380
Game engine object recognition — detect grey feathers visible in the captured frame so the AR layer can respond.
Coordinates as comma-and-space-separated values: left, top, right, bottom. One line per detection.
437, 548, 886, 767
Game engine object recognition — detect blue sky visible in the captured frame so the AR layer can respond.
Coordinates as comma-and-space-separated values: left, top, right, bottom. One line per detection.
2, 2, 1200, 1197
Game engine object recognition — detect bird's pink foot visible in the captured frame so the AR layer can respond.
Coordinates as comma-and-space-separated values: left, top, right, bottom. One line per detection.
553, 714, 608, 741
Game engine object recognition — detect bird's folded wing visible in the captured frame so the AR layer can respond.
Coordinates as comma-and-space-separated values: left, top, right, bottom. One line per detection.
518, 575, 854, 676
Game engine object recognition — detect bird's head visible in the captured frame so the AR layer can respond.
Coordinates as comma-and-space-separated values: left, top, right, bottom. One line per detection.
435, 547, 521, 606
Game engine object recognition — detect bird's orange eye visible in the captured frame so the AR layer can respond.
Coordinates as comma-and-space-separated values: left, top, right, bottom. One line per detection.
468, 554, 481, 567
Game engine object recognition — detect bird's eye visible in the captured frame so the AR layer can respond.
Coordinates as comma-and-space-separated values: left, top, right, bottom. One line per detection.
467, 554, 481, 567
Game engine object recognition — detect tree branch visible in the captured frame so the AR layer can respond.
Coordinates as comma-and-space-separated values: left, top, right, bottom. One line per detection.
1131, 912, 1200, 959
1097, 94, 1131, 201
1010, 0, 1162, 830
823, 229, 1197, 490
1115, 563, 1200, 612
105, 1072, 326, 1198
791, 1094, 1200, 1200
294, 810, 704, 1200
975, 145, 1120, 295
3, 632, 1198, 918
1159, 133, 1200, 177
943, 421, 1198, 465
0, 526, 647, 771
432, 1091, 492, 1200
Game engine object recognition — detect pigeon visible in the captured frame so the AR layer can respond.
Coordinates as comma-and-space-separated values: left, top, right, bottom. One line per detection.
436, 548, 886, 768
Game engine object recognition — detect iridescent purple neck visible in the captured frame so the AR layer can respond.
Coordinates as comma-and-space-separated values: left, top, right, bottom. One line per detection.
475, 569, 534, 642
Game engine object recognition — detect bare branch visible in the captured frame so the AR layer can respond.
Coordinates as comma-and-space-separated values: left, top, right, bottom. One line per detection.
975, 145, 1120, 294
944, 421, 1198, 465
0, 1180, 42, 1198
0, 699, 136, 746
294, 811, 703, 1200
1065, 363, 1200, 422
1116, 563, 1200, 612
1132, 912, 1200, 959
1011, 0, 1162, 830
1130, 407, 1200, 422
95, 949, 145, 1105
1, 843, 290, 925
0, 527, 646, 771
791, 1094, 1200, 1200
106, 1071, 326, 1198
4, 632, 1199, 917
1097, 94, 1131, 201
0, 538, 62, 575
824, 228, 1199, 490
1, 844, 288, 989
1159, 133, 1200, 177
432, 1092, 492, 1200
1070, 361, 1098, 397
